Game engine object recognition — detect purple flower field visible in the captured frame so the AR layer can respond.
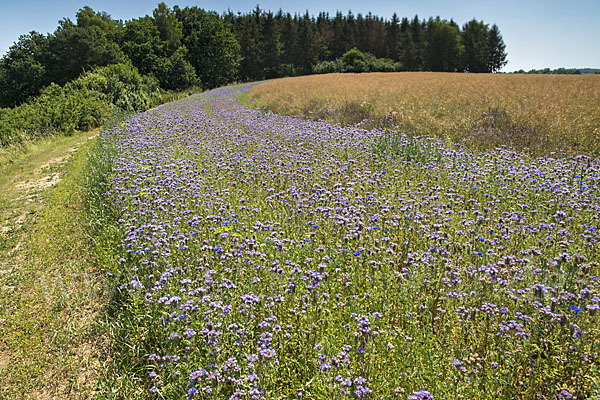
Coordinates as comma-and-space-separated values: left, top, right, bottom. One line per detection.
91, 84, 600, 399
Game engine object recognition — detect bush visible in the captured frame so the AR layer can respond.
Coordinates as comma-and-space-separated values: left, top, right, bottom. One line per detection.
0, 63, 163, 147
312, 59, 344, 74
74, 63, 162, 112
313, 48, 400, 74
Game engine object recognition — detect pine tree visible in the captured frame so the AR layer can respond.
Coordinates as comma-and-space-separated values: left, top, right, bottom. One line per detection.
487, 24, 507, 72
386, 13, 400, 61
261, 11, 282, 78
462, 19, 490, 72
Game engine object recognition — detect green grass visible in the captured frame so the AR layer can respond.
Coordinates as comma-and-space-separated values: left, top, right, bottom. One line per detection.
0, 129, 108, 399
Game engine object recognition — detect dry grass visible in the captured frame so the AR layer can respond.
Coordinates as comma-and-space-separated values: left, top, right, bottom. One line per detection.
248, 72, 600, 155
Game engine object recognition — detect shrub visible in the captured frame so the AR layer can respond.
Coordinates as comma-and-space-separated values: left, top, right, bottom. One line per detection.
0, 63, 163, 147
313, 48, 400, 74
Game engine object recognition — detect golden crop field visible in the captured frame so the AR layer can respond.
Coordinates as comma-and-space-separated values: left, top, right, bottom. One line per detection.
248, 72, 600, 155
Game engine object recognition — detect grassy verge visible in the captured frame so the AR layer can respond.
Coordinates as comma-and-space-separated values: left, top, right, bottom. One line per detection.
0, 128, 107, 398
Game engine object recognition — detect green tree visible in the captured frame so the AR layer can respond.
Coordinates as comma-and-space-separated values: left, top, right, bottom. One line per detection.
121, 16, 165, 76
153, 2, 183, 53
76, 6, 122, 34
236, 13, 263, 80
277, 12, 298, 76
342, 47, 367, 71
424, 17, 463, 72
295, 12, 324, 74
0, 32, 48, 107
487, 24, 507, 72
261, 11, 282, 79
157, 46, 197, 90
398, 16, 424, 71
176, 6, 240, 89
386, 13, 400, 60
462, 19, 490, 72
45, 9, 125, 86
330, 12, 347, 59
122, 7, 196, 90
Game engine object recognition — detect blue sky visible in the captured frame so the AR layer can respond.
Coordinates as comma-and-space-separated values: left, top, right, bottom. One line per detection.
1, 0, 599, 72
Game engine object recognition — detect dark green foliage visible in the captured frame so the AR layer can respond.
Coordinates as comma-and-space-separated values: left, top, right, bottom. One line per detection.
313, 48, 399, 73
72, 63, 161, 112
342, 47, 367, 68
176, 6, 240, 89
295, 12, 323, 75
121, 6, 197, 91
0, 83, 108, 146
0, 4, 510, 147
121, 16, 163, 76
400, 16, 425, 71
260, 11, 282, 79
226, 8, 506, 80
423, 18, 463, 72
517, 68, 585, 74
460, 19, 508, 73
235, 13, 263, 81
0, 4, 510, 105
45, 12, 126, 86
487, 24, 507, 72
0, 32, 48, 108
157, 46, 197, 90
461, 20, 489, 72
0, 7, 127, 108
153, 2, 184, 52
0, 63, 161, 147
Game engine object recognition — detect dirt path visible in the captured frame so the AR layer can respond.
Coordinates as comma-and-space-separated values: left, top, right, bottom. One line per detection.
0, 130, 107, 399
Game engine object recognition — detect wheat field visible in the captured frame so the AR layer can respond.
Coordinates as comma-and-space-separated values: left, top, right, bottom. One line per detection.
248, 72, 600, 155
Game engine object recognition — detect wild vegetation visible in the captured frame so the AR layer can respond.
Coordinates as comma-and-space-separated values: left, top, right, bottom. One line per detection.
1, 4, 506, 111
515, 68, 600, 75
84, 83, 600, 399
0, 129, 105, 398
0, 3, 509, 150
248, 72, 600, 156
230, 11, 506, 81
0, 63, 164, 147
313, 49, 399, 74
2, 4, 599, 400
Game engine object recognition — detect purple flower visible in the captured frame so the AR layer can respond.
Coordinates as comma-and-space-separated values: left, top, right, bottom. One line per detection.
451, 360, 465, 370
408, 390, 433, 400
184, 329, 196, 338
556, 389, 574, 399
95, 79, 600, 400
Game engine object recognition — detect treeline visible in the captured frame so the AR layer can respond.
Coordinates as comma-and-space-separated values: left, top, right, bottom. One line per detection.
0, 5, 236, 109
229, 9, 507, 81
1, 3, 508, 110
514, 68, 600, 75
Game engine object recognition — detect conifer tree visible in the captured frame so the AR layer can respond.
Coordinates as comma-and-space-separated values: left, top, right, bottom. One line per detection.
487, 24, 507, 72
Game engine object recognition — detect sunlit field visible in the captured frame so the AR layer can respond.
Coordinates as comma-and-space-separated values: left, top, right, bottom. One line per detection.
248, 72, 600, 156
88, 84, 600, 399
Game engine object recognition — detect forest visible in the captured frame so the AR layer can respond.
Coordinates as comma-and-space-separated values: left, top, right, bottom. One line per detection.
0, 3, 507, 108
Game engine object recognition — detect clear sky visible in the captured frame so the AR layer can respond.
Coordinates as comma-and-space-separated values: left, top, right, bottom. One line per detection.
1, 0, 599, 72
